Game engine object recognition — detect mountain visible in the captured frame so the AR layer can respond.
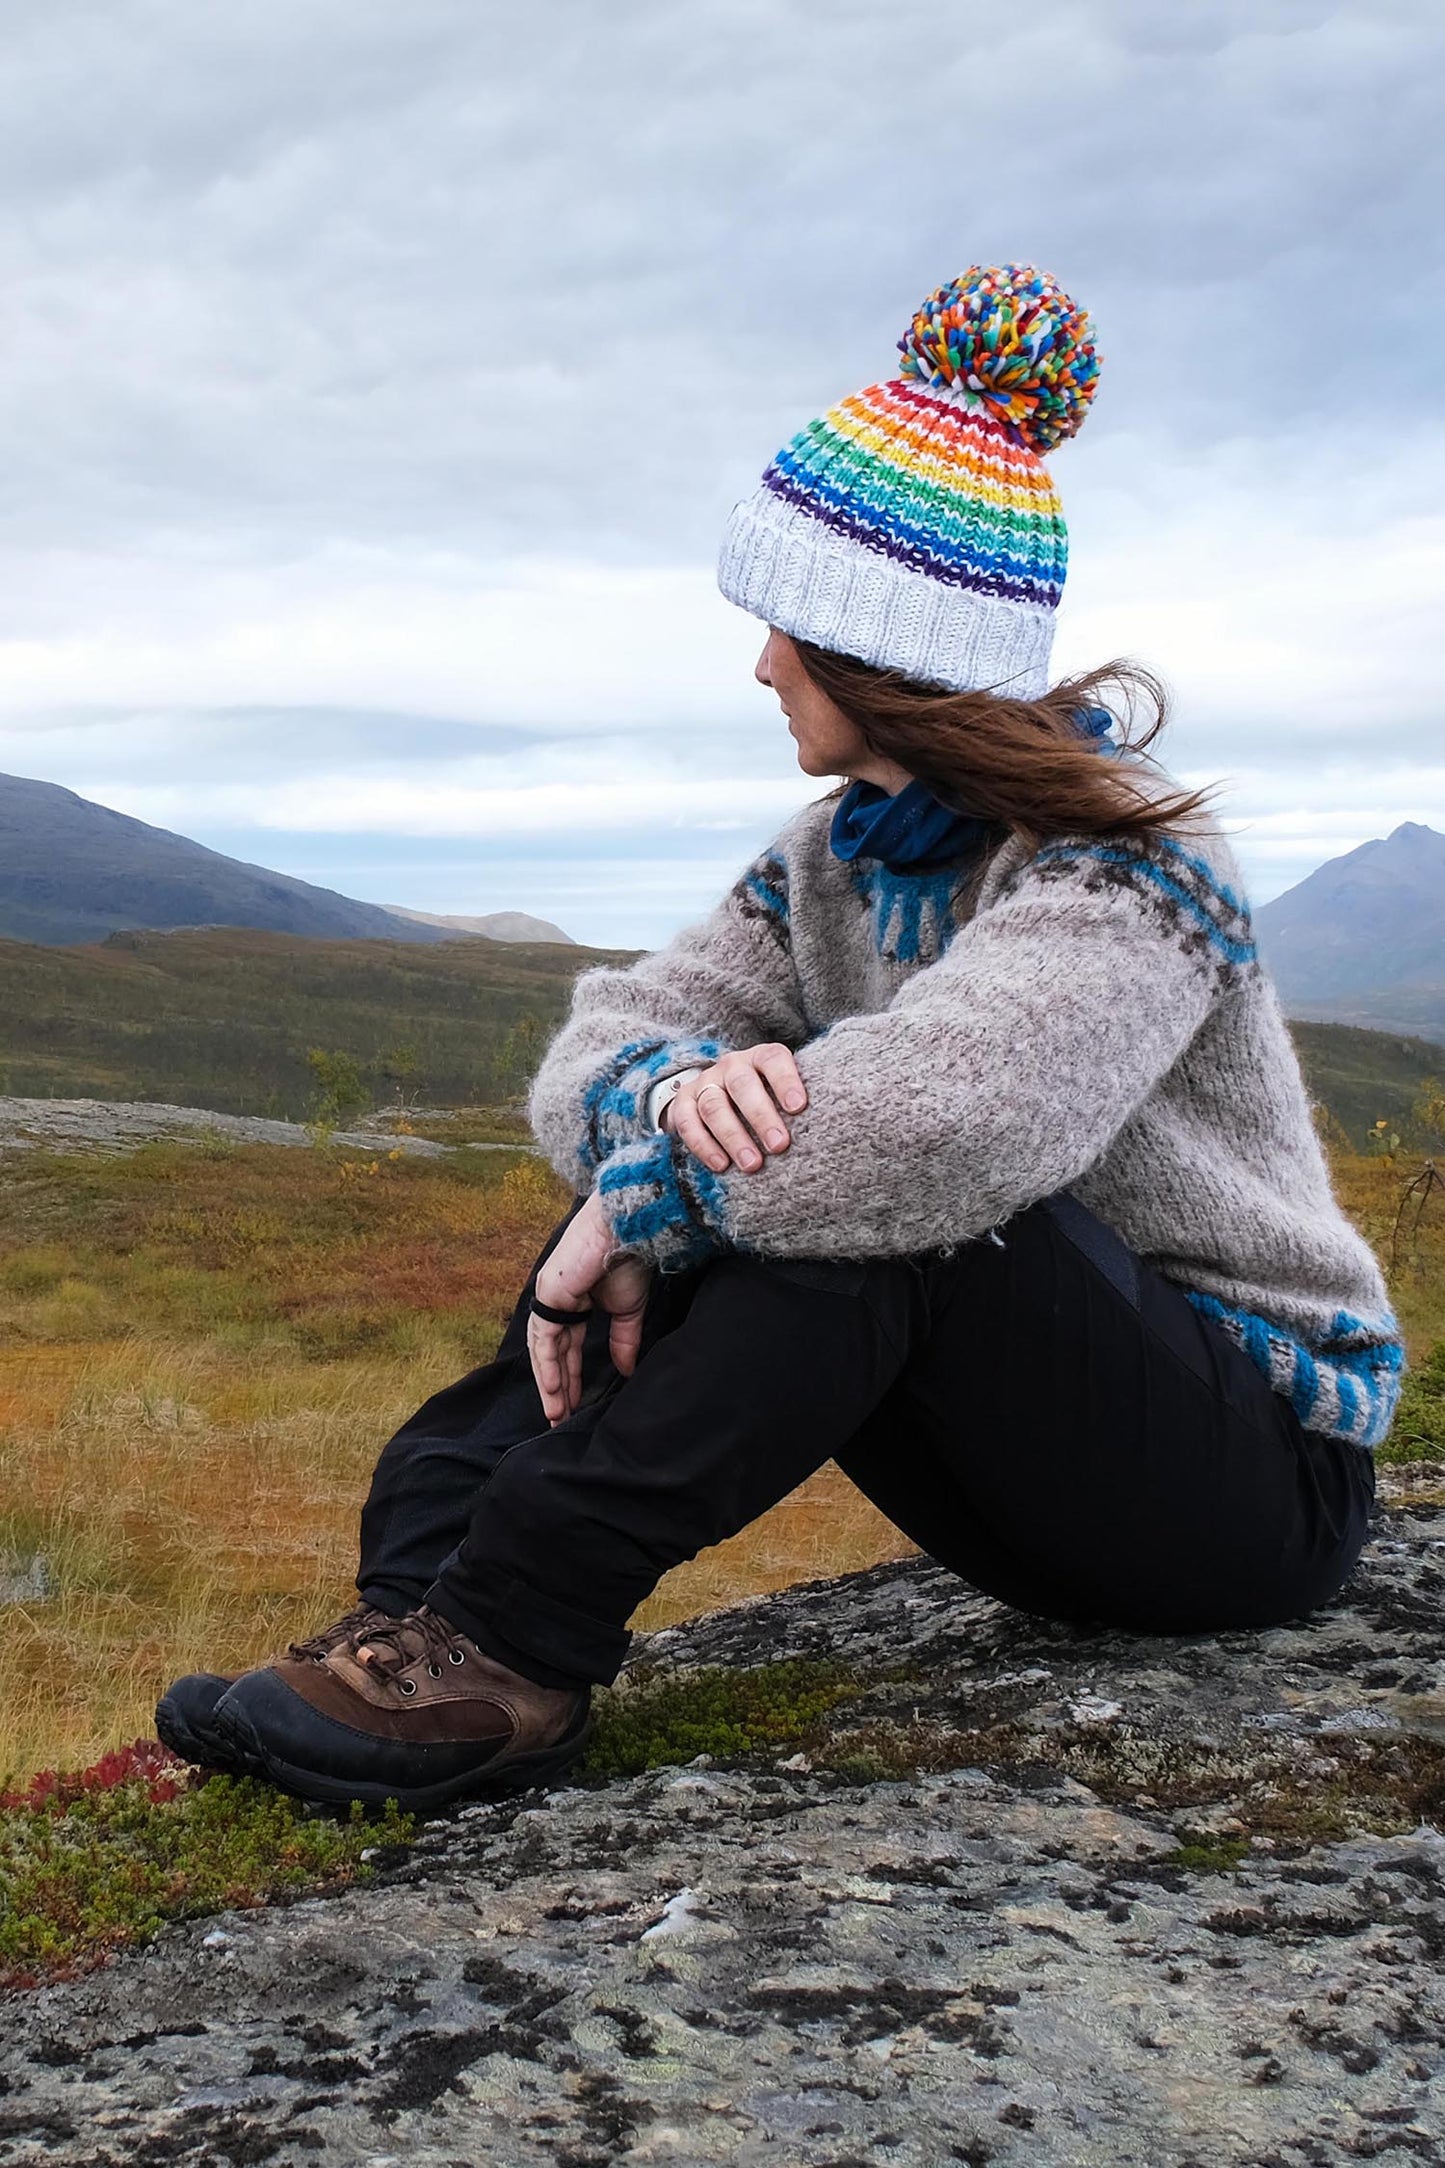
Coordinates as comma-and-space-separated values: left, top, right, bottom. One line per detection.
1255, 821, 1445, 1040
0, 772, 453, 947
385, 906, 575, 945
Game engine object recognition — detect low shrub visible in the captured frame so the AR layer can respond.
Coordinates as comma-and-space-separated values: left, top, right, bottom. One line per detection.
0, 1739, 413, 1987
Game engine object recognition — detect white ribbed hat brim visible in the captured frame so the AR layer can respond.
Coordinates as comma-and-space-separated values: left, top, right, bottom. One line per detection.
717, 488, 1055, 699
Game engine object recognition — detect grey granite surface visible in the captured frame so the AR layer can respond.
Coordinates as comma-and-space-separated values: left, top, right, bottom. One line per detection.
3, 1462, 1443, 2166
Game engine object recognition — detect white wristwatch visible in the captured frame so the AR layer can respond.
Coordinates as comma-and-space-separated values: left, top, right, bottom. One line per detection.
644, 1072, 693, 1130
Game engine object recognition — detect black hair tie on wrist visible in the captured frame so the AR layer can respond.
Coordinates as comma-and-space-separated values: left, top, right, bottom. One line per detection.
529, 1294, 593, 1327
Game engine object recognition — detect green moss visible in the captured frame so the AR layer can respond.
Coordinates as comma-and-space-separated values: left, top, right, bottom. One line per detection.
1161, 1835, 1249, 1874
0, 1752, 413, 1986
818, 1750, 900, 1785
583, 1660, 866, 1779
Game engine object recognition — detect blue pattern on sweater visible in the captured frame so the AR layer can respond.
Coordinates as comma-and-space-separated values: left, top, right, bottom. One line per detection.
596, 1129, 726, 1271
1031, 841, 1257, 969
1186, 1289, 1403, 1447
744, 865, 790, 925
580, 1036, 722, 1174
580, 1038, 665, 1174
1153, 833, 1251, 922
849, 861, 962, 964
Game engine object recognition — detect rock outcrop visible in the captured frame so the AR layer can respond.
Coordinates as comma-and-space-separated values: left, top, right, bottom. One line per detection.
4, 1465, 1444, 2167
0, 1097, 480, 1157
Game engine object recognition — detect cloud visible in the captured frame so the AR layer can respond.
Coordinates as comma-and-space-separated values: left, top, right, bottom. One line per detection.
0, 0, 1440, 944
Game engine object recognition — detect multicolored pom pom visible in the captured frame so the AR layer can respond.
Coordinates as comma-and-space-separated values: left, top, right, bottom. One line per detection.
896, 264, 1101, 454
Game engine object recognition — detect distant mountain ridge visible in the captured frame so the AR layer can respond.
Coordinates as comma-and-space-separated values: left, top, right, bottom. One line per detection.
1255, 821, 1445, 1042
0, 773, 452, 947
0, 773, 573, 948
386, 905, 575, 946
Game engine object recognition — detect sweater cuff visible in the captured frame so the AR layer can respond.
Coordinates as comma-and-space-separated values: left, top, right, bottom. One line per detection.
579, 1037, 723, 1174
595, 1129, 731, 1273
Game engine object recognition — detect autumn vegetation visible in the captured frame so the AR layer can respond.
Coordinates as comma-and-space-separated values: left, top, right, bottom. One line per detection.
0, 1134, 909, 1782
0, 1085, 1440, 1983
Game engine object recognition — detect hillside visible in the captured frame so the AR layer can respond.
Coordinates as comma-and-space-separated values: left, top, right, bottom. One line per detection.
1290, 1019, 1445, 1148
1257, 820, 1445, 1038
386, 905, 576, 944
0, 772, 454, 947
0, 924, 1436, 1138
0, 925, 629, 1118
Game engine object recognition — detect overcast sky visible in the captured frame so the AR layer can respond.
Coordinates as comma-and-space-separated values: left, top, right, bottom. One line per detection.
0, 0, 1440, 946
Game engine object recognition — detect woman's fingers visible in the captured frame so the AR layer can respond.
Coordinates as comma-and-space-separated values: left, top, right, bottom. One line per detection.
597, 1256, 653, 1378
527, 1315, 586, 1425
564, 1324, 585, 1418
526, 1192, 641, 1425
725, 1064, 793, 1153
756, 1043, 808, 1117
692, 1078, 765, 1172
608, 1303, 645, 1378
667, 1046, 807, 1173
668, 1087, 733, 1174
527, 1317, 562, 1422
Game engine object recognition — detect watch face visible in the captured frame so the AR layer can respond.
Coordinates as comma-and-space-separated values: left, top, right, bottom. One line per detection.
648, 1075, 681, 1124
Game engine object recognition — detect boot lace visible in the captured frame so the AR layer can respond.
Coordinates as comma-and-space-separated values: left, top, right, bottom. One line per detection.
351, 1607, 466, 1685
286, 1602, 385, 1663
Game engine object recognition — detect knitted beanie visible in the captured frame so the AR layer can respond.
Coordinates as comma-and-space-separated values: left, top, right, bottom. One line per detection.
717, 264, 1100, 699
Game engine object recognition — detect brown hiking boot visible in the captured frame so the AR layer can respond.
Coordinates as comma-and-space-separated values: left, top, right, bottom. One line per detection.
212, 1605, 592, 1811
154, 1601, 394, 1771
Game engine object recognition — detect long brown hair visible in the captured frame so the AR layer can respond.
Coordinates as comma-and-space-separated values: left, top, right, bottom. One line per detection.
792, 643, 1211, 845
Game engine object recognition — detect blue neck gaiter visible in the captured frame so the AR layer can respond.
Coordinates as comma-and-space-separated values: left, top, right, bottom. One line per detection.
828, 706, 1118, 874
829, 779, 989, 874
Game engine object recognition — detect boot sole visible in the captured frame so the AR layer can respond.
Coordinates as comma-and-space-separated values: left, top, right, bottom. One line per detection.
154, 1690, 260, 1780
214, 1698, 594, 1815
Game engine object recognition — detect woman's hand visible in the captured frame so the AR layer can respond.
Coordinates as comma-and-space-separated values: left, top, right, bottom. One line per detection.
528, 1191, 652, 1426
663, 1043, 807, 1176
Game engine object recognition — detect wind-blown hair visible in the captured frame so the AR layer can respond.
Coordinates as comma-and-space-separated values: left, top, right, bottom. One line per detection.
792, 643, 1212, 845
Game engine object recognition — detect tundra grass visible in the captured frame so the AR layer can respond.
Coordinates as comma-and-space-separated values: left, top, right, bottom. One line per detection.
0, 1140, 1438, 1780
1328, 1150, 1445, 1460
0, 1135, 1439, 1984
0, 1139, 908, 1780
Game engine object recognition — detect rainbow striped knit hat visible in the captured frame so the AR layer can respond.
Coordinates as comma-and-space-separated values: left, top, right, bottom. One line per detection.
717, 263, 1101, 698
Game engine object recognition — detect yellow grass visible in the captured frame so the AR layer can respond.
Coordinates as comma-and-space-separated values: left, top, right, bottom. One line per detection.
0, 1142, 909, 1777
1, 1136, 1436, 1781
0, 1345, 906, 1775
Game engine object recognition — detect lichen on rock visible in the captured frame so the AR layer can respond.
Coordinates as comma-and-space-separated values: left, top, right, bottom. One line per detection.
2, 1463, 1443, 2166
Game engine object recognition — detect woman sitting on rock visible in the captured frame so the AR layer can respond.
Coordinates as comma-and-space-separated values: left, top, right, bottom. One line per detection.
158, 264, 1401, 1810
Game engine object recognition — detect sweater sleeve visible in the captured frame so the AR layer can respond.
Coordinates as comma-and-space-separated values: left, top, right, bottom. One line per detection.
595, 829, 1258, 1267
527, 836, 807, 1191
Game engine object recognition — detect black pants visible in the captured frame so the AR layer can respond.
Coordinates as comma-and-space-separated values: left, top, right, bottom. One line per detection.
356, 1193, 1375, 1689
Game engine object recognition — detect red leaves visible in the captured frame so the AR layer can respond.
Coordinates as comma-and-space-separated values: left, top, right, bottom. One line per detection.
2, 1737, 188, 1812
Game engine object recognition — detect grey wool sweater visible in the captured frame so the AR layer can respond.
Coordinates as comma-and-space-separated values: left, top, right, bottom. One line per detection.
529, 792, 1403, 1450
